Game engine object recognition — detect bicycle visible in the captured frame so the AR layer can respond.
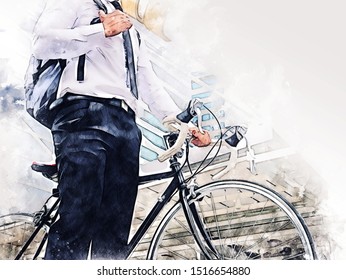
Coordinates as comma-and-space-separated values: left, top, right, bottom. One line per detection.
0, 99, 318, 260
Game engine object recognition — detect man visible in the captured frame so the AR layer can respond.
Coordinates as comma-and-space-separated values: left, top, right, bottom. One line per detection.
32, 0, 181, 260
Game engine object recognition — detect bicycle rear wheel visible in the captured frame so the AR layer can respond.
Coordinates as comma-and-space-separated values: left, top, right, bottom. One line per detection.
0, 213, 48, 260
148, 180, 317, 260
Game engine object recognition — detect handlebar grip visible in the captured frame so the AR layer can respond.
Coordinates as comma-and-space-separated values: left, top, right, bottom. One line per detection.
157, 99, 203, 162
157, 116, 189, 162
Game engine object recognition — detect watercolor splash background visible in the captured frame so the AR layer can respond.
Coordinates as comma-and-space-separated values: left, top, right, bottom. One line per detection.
0, 0, 345, 258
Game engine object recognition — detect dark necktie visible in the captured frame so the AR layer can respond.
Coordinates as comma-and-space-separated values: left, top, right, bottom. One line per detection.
111, 1, 139, 99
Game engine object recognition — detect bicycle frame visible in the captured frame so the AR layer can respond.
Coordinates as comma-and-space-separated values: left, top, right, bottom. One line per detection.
15, 135, 218, 260
15, 197, 60, 260
10, 100, 318, 260
124, 155, 216, 259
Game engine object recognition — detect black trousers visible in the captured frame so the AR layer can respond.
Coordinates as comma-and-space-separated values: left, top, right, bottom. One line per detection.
44, 96, 141, 260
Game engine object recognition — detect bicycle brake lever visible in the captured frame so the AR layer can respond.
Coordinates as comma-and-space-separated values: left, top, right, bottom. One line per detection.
176, 99, 203, 123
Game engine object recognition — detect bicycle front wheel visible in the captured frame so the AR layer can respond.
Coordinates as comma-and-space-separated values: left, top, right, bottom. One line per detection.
0, 213, 48, 260
148, 180, 317, 260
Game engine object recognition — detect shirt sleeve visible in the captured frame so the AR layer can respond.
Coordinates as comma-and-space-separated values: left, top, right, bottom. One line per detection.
137, 42, 181, 121
32, 0, 106, 60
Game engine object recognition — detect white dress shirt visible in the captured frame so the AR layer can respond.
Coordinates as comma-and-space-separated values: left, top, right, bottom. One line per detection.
32, 0, 179, 120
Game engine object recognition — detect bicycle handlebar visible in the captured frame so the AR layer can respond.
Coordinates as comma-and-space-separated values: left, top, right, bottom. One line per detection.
157, 99, 203, 162
157, 99, 254, 178
157, 117, 189, 162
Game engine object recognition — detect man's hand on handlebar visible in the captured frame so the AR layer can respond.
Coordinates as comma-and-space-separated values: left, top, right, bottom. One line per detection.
189, 127, 211, 147
158, 99, 208, 161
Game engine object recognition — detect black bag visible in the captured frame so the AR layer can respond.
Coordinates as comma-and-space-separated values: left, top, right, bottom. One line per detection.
24, 0, 140, 129
24, 1, 107, 129
24, 56, 66, 128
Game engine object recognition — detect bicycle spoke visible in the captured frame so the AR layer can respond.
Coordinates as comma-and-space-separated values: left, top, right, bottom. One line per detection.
0, 214, 48, 260
148, 180, 316, 260
238, 197, 270, 259
233, 191, 259, 259
197, 191, 229, 259
156, 216, 199, 259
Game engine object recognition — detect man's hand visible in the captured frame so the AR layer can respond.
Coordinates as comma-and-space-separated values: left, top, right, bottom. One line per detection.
189, 128, 211, 147
99, 10, 132, 37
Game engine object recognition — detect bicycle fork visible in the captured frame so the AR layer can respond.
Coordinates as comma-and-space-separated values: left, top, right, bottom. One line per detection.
179, 187, 221, 259
150, 155, 220, 260
172, 158, 220, 259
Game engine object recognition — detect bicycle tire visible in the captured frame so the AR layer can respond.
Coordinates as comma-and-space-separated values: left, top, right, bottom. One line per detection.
147, 179, 317, 260
0, 213, 48, 260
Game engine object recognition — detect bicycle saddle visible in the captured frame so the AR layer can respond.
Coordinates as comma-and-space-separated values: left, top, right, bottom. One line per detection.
31, 161, 58, 182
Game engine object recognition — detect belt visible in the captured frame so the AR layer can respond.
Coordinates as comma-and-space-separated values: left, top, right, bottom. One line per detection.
50, 93, 135, 116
